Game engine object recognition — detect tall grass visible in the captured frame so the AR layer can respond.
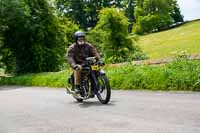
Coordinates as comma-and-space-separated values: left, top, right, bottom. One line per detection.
1, 59, 200, 91
0, 70, 71, 88
107, 59, 200, 91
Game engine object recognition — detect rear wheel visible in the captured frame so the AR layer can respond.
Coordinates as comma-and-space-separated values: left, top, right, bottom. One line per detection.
96, 75, 111, 104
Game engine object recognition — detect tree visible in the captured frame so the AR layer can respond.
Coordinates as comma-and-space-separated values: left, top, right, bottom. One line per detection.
88, 8, 145, 63
133, 0, 184, 34
0, 0, 24, 72
171, 0, 184, 23
58, 0, 88, 30
56, 0, 136, 31
1, 0, 78, 74
125, 0, 135, 32
134, 0, 175, 34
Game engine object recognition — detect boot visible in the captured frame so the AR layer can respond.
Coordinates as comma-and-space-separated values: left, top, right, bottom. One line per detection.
72, 85, 85, 97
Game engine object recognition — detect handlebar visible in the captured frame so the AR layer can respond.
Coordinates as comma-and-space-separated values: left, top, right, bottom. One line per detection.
83, 57, 105, 67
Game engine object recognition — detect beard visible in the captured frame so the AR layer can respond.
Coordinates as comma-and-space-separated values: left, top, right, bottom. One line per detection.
77, 41, 85, 45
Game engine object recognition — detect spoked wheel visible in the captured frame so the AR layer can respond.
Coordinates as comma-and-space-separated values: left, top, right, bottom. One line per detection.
96, 75, 111, 104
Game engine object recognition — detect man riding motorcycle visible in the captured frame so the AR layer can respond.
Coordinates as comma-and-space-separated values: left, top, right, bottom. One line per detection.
66, 31, 101, 93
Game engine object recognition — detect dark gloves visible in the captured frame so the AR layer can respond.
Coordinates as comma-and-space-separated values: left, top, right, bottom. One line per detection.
98, 60, 105, 66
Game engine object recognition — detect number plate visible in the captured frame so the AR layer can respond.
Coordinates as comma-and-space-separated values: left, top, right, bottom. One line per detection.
91, 65, 100, 71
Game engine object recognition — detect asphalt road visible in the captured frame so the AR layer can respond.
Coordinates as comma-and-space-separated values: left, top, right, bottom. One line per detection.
0, 86, 200, 133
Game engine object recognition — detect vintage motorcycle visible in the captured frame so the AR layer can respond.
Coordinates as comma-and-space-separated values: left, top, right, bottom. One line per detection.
66, 57, 111, 104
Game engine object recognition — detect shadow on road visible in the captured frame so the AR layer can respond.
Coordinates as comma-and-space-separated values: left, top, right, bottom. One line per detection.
77, 100, 116, 108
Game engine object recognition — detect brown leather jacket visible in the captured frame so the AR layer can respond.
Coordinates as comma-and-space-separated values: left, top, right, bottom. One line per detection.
67, 42, 100, 68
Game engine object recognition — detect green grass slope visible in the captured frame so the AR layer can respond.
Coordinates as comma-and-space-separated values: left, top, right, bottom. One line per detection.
138, 20, 200, 59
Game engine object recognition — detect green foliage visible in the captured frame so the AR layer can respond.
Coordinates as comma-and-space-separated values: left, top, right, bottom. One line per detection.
59, 17, 79, 46
57, 0, 135, 30
134, 0, 175, 34
0, 70, 71, 87
0, 48, 14, 73
107, 60, 200, 91
170, 0, 184, 23
1, 60, 200, 91
0, 0, 78, 74
0, 0, 22, 72
134, 14, 173, 34
125, 0, 135, 32
0, 0, 185, 74
57, 0, 88, 29
88, 7, 146, 63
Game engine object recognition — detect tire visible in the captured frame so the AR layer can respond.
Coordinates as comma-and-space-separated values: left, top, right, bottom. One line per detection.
96, 75, 111, 104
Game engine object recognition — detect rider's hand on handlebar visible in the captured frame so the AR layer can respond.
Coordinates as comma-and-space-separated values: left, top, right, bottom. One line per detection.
73, 64, 82, 71
98, 60, 105, 66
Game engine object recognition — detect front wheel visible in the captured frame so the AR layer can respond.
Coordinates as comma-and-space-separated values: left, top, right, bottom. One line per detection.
96, 75, 111, 104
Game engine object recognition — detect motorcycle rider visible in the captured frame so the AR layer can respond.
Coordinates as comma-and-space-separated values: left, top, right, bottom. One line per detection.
66, 31, 101, 93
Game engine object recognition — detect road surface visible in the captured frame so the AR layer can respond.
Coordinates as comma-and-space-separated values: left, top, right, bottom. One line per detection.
0, 86, 200, 133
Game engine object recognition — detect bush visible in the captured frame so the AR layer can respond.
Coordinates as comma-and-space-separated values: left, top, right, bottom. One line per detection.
88, 7, 145, 63
1, 0, 78, 74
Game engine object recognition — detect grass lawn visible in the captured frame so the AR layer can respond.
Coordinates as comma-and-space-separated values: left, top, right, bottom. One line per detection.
138, 21, 200, 59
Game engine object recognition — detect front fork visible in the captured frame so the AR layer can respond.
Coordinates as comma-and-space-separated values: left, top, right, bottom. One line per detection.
90, 70, 105, 94
91, 71, 98, 94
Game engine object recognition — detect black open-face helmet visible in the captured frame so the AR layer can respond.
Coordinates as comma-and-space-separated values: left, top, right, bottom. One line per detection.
74, 31, 85, 42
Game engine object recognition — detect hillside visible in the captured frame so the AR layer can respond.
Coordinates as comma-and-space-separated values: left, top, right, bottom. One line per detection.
138, 20, 200, 59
